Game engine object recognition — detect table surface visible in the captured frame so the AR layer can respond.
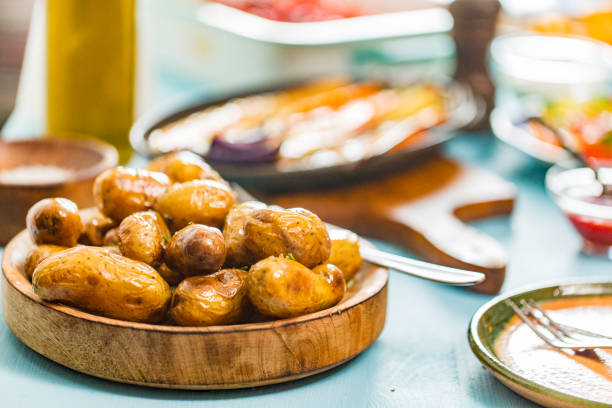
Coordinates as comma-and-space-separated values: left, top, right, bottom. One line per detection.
2, 131, 611, 407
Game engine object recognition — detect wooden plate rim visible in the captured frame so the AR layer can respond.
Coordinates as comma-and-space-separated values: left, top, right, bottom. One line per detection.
2, 230, 388, 334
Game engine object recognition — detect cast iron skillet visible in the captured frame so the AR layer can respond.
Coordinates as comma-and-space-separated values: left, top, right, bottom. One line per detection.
130, 79, 481, 192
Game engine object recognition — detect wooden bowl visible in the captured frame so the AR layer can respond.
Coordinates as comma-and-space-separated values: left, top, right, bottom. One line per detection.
1, 230, 388, 389
0, 138, 118, 244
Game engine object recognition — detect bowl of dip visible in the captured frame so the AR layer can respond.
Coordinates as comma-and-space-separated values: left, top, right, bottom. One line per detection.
0, 137, 117, 244
546, 161, 612, 258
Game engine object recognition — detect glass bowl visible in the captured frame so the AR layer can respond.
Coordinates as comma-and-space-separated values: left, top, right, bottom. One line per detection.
489, 33, 612, 100
546, 161, 612, 257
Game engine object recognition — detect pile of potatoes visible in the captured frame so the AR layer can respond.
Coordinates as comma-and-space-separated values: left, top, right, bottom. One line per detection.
24, 151, 362, 325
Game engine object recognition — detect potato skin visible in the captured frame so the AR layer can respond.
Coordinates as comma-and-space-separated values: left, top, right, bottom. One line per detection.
118, 211, 169, 267
78, 207, 117, 246
223, 201, 267, 267
157, 263, 184, 286
169, 269, 250, 326
93, 167, 170, 222
165, 224, 226, 276
153, 179, 235, 231
102, 246, 122, 255
32, 246, 171, 323
26, 198, 82, 246
24, 244, 68, 279
146, 151, 222, 183
243, 208, 331, 268
103, 227, 120, 246
327, 231, 362, 281
247, 257, 345, 318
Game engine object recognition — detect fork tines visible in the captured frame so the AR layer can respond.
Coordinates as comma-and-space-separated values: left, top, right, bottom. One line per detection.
505, 298, 612, 350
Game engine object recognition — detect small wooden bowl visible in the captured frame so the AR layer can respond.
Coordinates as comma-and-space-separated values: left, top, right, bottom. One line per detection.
0, 138, 118, 244
1, 230, 388, 389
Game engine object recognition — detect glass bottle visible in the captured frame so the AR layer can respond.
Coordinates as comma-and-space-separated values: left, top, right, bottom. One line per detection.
46, 0, 135, 162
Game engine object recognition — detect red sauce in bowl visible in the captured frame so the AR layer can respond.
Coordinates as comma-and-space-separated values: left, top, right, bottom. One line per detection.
567, 213, 612, 245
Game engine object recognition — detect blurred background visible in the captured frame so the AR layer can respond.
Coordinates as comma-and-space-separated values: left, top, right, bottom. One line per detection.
0, 0, 32, 127
2, 0, 612, 130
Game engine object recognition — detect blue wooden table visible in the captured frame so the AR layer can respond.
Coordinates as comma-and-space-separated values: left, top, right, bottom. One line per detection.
2, 132, 610, 407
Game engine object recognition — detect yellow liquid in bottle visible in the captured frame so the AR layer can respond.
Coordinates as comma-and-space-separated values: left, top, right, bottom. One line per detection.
46, 0, 135, 163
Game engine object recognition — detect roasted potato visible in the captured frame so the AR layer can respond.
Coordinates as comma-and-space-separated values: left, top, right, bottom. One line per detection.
103, 227, 120, 246
24, 244, 68, 279
247, 257, 345, 318
32, 246, 171, 323
243, 208, 331, 268
78, 207, 116, 246
102, 246, 122, 255
165, 224, 226, 276
146, 151, 222, 183
157, 263, 184, 286
169, 269, 250, 326
327, 230, 362, 281
118, 211, 170, 266
153, 179, 235, 231
26, 198, 82, 246
93, 166, 170, 222
223, 201, 267, 267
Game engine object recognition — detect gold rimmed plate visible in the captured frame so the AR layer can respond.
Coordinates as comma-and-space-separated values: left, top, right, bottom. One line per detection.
469, 278, 612, 408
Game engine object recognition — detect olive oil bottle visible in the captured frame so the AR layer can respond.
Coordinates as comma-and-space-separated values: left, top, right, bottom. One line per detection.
46, 0, 135, 162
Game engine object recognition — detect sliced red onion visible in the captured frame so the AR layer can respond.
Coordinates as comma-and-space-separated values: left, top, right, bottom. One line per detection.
205, 129, 280, 164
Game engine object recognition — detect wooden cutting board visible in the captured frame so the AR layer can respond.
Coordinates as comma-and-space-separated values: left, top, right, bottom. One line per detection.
263, 157, 515, 295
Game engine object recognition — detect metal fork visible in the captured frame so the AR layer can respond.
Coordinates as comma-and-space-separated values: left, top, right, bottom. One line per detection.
505, 298, 612, 350
230, 183, 485, 286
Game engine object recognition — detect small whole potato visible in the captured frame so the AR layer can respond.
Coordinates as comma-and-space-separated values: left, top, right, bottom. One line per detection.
223, 201, 267, 267
247, 257, 345, 318
118, 211, 170, 266
26, 198, 82, 246
32, 246, 171, 323
24, 244, 68, 279
153, 179, 235, 231
327, 230, 362, 281
146, 151, 222, 183
165, 224, 226, 276
103, 227, 120, 246
169, 269, 250, 326
93, 166, 170, 222
157, 263, 184, 286
243, 208, 331, 268
78, 207, 117, 246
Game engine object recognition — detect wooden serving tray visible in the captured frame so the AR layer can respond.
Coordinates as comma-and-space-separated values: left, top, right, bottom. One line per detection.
266, 157, 515, 295
1, 230, 387, 389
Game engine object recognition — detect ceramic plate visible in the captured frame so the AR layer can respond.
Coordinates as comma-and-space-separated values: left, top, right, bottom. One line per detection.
490, 106, 570, 165
469, 278, 612, 408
